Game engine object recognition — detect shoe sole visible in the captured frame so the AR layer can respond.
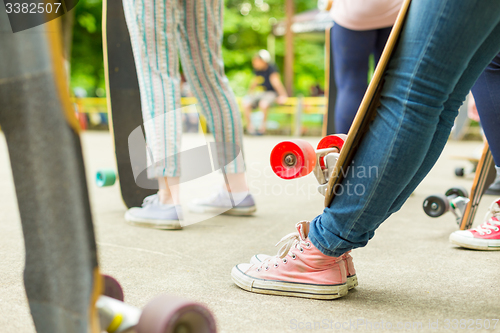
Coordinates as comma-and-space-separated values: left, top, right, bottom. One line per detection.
231, 265, 348, 300
449, 233, 500, 251
189, 205, 256, 216
124, 212, 182, 230
347, 274, 358, 290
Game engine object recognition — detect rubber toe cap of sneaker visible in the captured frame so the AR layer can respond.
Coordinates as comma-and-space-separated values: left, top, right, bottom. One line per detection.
250, 254, 271, 265
452, 230, 474, 238
235, 263, 253, 273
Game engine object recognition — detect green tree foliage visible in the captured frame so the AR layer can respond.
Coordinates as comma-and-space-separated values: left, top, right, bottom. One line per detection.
223, 0, 324, 96
70, 0, 104, 96
70, 0, 324, 97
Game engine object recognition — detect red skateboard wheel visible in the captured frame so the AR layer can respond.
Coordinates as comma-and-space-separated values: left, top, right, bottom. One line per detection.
136, 295, 217, 333
317, 134, 347, 169
270, 139, 316, 179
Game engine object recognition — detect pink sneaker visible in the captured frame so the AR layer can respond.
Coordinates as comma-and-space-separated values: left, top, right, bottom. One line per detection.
449, 198, 500, 250
342, 251, 358, 290
250, 251, 358, 290
231, 221, 348, 300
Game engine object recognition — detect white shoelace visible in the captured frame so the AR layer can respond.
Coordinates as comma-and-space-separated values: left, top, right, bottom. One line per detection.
256, 229, 311, 271
473, 201, 500, 235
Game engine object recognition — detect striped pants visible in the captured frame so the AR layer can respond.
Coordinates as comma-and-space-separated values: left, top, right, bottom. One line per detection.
123, 0, 245, 178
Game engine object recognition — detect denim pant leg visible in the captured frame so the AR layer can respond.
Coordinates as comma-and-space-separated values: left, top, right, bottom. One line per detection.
309, 0, 500, 257
385, 36, 500, 220
332, 25, 375, 134
472, 53, 500, 166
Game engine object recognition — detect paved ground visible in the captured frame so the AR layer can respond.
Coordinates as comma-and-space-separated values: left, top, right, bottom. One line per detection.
1, 132, 499, 333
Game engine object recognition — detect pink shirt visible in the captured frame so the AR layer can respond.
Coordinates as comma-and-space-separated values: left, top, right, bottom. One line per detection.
330, 0, 404, 31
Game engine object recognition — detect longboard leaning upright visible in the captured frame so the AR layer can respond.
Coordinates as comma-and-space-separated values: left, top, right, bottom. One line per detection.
102, 0, 157, 208
269, 0, 412, 205
459, 142, 496, 230
324, 0, 412, 207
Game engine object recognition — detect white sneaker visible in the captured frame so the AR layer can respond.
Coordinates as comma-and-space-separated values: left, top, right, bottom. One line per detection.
189, 188, 256, 216
125, 194, 182, 230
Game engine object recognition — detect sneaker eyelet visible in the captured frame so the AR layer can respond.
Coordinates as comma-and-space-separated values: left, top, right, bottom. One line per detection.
299, 247, 304, 253
283, 258, 288, 264
274, 263, 279, 268
305, 242, 311, 248
495, 227, 499, 232
265, 266, 270, 271
487, 230, 492, 234
256, 268, 261, 272
291, 254, 297, 260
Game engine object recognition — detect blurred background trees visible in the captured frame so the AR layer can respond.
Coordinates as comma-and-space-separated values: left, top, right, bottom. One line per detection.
69, 0, 324, 97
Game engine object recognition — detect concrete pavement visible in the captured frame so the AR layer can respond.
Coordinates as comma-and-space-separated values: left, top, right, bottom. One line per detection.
0, 132, 499, 332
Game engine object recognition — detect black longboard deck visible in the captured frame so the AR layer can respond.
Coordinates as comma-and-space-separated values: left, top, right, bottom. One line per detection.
103, 0, 156, 208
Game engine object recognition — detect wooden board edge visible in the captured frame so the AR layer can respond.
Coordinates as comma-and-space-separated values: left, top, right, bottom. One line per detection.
102, 0, 116, 142
459, 142, 493, 230
324, 0, 412, 207
46, 18, 81, 134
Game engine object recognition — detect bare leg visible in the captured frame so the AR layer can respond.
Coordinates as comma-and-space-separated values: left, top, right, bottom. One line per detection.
224, 172, 249, 193
158, 177, 180, 204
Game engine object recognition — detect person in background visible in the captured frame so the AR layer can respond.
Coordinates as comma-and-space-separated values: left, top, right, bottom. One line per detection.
122, 0, 257, 230
329, 0, 404, 134
242, 50, 288, 135
231, 0, 500, 299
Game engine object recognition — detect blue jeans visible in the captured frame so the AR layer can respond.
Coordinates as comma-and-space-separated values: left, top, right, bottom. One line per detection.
309, 0, 500, 257
471, 52, 500, 166
332, 24, 392, 134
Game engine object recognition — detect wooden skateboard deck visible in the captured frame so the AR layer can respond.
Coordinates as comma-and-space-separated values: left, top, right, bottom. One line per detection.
324, 0, 412, 207
103, 0, 156, 209
459, 142, 496, 230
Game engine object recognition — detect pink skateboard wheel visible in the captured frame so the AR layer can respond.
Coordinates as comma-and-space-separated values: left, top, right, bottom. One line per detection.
102, 274, 124, 302
136, 295, 216, 333
270, 139, 316, 179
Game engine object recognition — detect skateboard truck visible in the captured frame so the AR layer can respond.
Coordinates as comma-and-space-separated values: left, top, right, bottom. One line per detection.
270, 134, 346, 196
448, 196, 470, 224
314, 149, 341, 196
423, 186, 470, 225
97, 295, 140, 332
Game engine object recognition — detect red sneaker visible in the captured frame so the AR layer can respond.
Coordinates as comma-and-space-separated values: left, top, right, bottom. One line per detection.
449, 198, 500, 250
